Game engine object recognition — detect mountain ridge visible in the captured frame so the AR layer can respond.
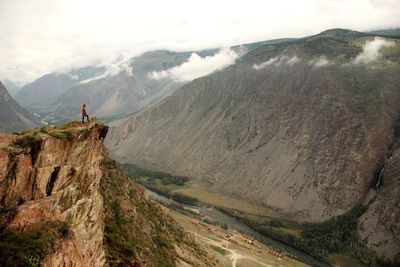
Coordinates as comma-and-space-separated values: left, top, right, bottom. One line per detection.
106, 29, 400, 262
0, 81, 40, 132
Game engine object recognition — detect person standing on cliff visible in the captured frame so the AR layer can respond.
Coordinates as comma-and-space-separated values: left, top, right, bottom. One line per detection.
82, 103, 89, 123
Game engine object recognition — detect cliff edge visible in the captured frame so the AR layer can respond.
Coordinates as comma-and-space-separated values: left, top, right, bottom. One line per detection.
0, 121, 215, 267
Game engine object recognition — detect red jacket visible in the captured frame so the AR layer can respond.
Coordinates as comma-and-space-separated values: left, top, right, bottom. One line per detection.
82, 106, 87, 116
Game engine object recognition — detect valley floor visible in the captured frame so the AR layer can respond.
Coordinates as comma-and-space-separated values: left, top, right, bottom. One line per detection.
162, 206, 309, 267
120, 163, 391, 267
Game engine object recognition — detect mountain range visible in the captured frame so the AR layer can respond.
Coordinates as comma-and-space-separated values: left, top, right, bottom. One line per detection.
14, 50, 220, 120
2, 27, 400, 265
15, 66, 105, 113
105, 29, 400, 262
14, 40, 291, 121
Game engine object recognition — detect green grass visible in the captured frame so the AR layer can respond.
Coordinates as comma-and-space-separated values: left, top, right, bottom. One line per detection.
119, 163, 189, 186
210, 245, 227, 256
119, 162, 199, 205
100, 157, 177, 266
12, 134, 41, 150
40, 126, 73, 140
0, 223, 61, 267
221, 204, 395, 267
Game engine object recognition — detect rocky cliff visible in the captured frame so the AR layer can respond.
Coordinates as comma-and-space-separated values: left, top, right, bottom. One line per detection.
0, 121, 215, 266
106, 30, 400, 260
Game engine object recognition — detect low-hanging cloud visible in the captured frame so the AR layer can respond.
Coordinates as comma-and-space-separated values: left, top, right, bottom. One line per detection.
1, 0, 400, 84
309, 56, 330, 67
148, 48, 239, 81
287, 56, 300, 66
253, 57, 279, 70
253, 55, 300, 70
354, 37, 395, 64
79, 59, 133, 84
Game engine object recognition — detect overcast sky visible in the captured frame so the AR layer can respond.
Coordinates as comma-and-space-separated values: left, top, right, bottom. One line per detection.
0, 0, 399, 84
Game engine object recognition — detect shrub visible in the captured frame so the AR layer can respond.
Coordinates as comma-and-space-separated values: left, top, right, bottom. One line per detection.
171, 193, 198, 205
40, 127, 73, 140
13, 135, 41, 150
0, 225, 57, 267
119, 163, 189, 186
267, 219, 284, 228
47, 130, 73, 140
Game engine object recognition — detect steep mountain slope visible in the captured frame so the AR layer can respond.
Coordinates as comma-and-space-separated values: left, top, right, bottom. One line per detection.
107, 29, 400, 220
2, 80, 21, 97
369, 28, 400, 37
106, 30, 400, 262
359, 138, 400, 263
15, 67, 105, 111
0, 121, 215, 266
0, 81, 40, 132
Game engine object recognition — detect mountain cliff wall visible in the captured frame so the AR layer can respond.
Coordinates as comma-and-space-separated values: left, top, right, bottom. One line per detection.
0, 121, 214, 266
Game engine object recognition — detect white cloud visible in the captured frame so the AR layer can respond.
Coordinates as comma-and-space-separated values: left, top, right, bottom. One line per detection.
79, 72, 108, 84
68, 73, 79, 80
287, 56, 300, 66
309, 56, 330, 67
79, 58, 133, 84
253, 57, 279, 70
353, 37, 395, 64
149, 48, 239, 81
0, 0, 399, 83
253, 55, 301, 69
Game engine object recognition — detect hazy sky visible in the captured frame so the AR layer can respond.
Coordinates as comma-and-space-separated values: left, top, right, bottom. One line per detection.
0, 0, 399, 84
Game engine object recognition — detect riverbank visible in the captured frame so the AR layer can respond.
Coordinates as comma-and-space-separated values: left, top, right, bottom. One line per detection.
119, 163, 392, 267
147, 189, 331, 267
164, 206, 309, 267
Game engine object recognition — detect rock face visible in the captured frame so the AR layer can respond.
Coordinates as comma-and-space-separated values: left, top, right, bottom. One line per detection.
359, 140, 400, 264
106, 29, 400, 241
0, 122, 108, 266
0, 121, 214, 266
0, 81, 40, 132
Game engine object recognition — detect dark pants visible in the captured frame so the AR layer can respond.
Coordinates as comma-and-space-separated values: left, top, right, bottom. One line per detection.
82, 114, 89, 123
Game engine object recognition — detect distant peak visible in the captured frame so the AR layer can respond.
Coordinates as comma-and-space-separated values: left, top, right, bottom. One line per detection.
313, 28, 365, 39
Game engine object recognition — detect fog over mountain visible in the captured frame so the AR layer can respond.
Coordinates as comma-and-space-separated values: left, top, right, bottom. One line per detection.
1, 0, 399, 84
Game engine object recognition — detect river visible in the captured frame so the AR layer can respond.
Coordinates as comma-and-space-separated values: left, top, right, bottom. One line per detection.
147, 189, 332, 267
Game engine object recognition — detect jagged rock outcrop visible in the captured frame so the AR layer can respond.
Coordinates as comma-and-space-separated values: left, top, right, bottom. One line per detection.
0, 122, 108, 266
0, 121, 215, 266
